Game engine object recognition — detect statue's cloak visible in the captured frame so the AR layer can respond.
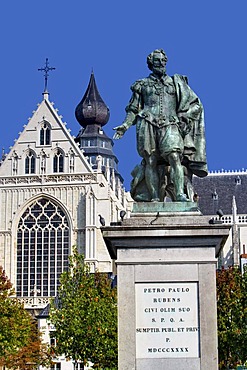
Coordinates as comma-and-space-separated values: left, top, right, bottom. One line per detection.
173, 74, 208, 177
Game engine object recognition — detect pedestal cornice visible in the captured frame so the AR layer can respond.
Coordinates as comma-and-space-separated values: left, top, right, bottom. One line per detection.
103, 214, 230, 260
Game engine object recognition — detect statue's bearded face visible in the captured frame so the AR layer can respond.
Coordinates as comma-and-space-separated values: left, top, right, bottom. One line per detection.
151, 53, 166, 77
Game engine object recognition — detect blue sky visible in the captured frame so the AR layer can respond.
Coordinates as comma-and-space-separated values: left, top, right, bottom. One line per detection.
1, 1, 247, 190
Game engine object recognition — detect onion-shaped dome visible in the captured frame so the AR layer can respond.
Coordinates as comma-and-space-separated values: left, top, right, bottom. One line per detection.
75, 72, 110, 128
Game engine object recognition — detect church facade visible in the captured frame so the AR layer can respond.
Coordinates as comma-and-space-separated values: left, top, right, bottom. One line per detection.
0, 73, 132, 311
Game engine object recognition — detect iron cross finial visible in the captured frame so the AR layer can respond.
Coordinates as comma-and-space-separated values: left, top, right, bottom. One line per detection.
38, 58, 56, 92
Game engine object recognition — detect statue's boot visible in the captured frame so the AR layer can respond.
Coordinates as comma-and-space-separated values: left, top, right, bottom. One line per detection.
176, 193, 189, 202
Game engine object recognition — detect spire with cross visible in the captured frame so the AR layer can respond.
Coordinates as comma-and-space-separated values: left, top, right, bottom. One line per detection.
38, 58, 56, 93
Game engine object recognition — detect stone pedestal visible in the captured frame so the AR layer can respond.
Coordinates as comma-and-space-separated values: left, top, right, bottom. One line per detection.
103, 209, 230, 370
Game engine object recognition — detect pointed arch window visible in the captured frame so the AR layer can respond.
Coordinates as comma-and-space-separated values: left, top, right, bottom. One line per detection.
16, 198, 70, 297
53, 149, 64, 173
40, 122, 51, 145
235, 176, 241, 185
25, 150, 36, 174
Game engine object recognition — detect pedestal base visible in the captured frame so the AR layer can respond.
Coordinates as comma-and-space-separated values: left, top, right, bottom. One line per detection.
132, 200, 200, 215
103, 213, 229, 370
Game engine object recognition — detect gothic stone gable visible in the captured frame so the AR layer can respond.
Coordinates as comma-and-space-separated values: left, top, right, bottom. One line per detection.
0, 97, 93, 177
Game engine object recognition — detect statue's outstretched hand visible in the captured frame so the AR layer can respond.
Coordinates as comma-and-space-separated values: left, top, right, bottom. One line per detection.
113, 125, 127, 140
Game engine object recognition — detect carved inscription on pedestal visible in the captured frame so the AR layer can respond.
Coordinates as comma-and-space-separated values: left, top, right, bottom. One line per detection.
135, 282, 199, 358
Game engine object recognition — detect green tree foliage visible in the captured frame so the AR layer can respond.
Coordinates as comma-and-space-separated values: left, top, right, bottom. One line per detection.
0, 266, 31, 358
50, 248, 117, 369
0, 266, 52, 369
217, 266, 247, 369
1, 319, 52, 370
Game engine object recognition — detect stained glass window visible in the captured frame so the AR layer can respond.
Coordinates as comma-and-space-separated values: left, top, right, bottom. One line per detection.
16, 198, 70, 297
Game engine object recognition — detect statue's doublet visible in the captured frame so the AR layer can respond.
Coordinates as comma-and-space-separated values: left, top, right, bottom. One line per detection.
126, 74, 185, 158
128, 74, 179, 127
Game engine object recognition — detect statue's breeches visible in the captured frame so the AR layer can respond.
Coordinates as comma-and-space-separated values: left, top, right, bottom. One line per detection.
136, 118, 184, 159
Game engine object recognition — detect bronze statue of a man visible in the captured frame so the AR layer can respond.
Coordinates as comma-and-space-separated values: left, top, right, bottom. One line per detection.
114, 49, 207, 202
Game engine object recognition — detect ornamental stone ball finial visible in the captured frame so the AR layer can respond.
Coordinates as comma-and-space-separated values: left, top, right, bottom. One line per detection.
113, 49, 207, 203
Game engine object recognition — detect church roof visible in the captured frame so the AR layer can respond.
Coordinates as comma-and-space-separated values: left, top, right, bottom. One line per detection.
36, 304, 50, 318
193, 170, 247, 215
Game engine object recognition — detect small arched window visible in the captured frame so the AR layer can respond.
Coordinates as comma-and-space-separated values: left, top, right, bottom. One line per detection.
25, 150, 36, 174
235, 176, 241, 185
212, 190, 218, 201
53, 149, 64, 173
40, 122, 51, 145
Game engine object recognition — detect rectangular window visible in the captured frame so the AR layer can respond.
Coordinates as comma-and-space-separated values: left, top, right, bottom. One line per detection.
25, 157, 29, 174
53, 156, 58, 172
40, 129, 44, 145
30, 156, 35, 173
50, 332, 56, 347
45, 129, 50, 145
50, 363, 61, 370
59, 157, 64, 172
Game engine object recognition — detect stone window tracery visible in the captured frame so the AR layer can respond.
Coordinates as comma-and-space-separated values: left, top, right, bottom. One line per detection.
25, 149, 36, 174
16, 198, 70, 297
53, 149, 64, 173
40, 121, 51, 145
